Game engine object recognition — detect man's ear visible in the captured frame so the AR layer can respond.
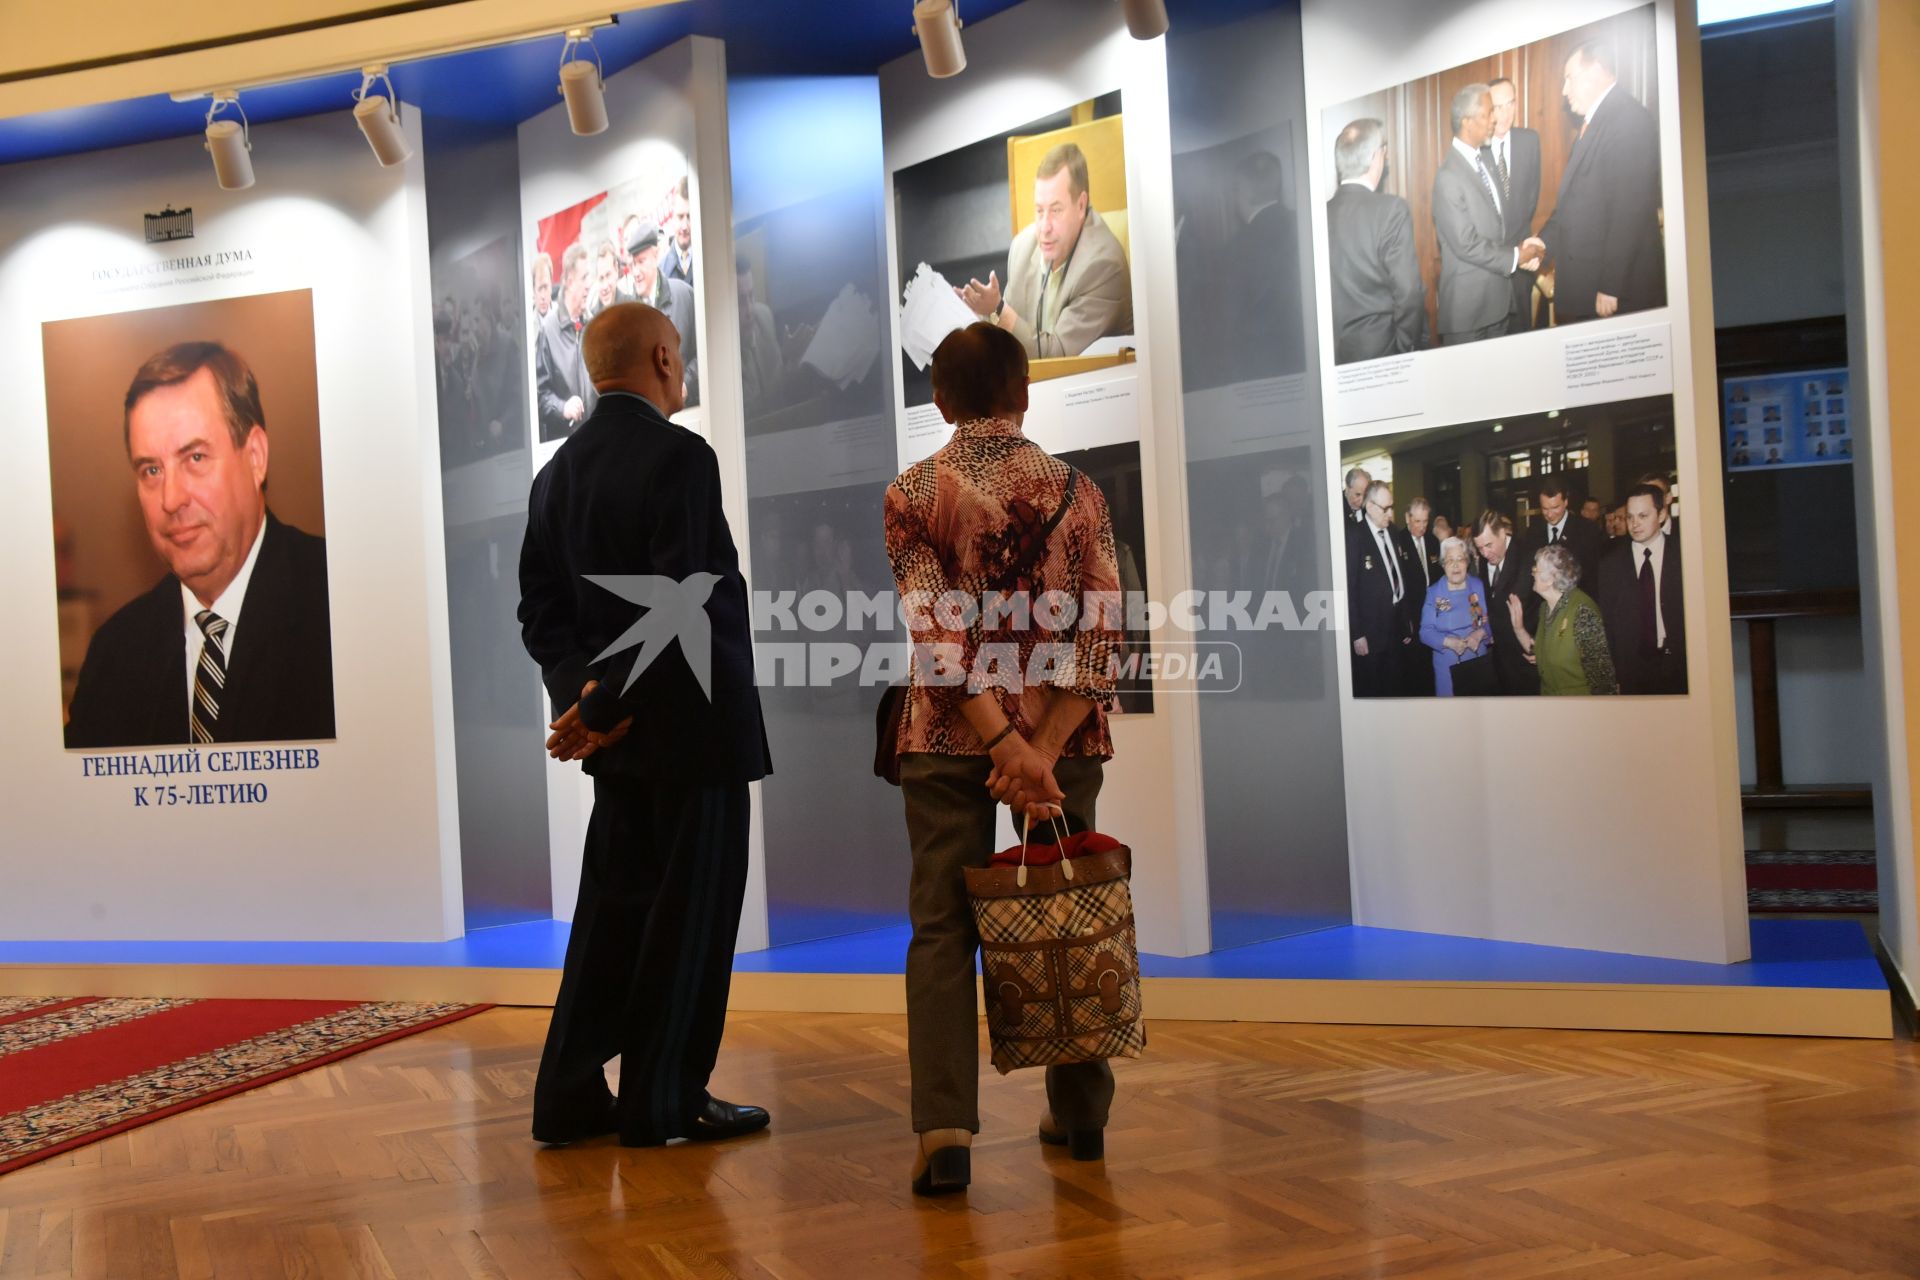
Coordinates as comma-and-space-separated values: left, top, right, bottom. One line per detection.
245, 424, 270, 490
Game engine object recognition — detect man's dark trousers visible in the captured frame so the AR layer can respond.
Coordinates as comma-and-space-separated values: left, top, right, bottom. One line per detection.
533, 777, 750, 1143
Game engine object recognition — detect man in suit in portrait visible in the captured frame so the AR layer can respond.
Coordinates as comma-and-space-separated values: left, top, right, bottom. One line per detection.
626, 218, 700, 406
957, 142, 1133, 358
1432, 84, 1540, 346
1638, 470, 1680, 540
1341, 466, 1373, 532
1485, 77, 1542, 332
65, 343, 334, 750
1227, 149, 1304, 380
1402, 497, 1443, 597
1399, 498, 1442, 695
661, 177, 695, 289
536, 242, 597, 441
1534, 475, 1603, 594
1534, 41, 1666, 323
1325, 117, 1427, 364
1471, 509, 1540, 696
1597, 484, 1686, 694
1348, 481, 1417, 696
519, 302, 772, 1148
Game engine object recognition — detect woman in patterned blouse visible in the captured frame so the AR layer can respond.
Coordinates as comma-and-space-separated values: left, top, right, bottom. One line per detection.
1507, 542, 1618, 695
883, 323, 1124, 1196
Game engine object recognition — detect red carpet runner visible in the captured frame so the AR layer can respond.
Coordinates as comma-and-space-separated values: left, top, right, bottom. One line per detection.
0, 996, 488, 1175
1745, 849, 1878, 913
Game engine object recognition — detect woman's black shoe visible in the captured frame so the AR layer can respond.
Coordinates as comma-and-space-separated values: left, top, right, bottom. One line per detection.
911, 1143, 972, 1196
1038, 1116, 1104, 1161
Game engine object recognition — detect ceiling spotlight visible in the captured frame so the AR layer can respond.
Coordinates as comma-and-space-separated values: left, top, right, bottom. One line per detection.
352, 65, 412, 166
1121, 0, 1170, 39
914, 0, 967, 78
559, 27, 609, 136
203, 92, 254, 190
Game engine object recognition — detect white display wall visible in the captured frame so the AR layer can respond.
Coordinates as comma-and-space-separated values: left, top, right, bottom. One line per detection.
880, 0, 1210, 956
0, 110, 465, 942
1302, 0, 1749, 961
518, 37, 768, 950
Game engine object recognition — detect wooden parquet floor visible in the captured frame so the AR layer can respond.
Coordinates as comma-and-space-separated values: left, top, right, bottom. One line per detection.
2, 1009, 1917, 1279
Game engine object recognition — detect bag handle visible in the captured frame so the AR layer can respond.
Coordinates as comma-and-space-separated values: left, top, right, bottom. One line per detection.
1016, 810, 1074, 888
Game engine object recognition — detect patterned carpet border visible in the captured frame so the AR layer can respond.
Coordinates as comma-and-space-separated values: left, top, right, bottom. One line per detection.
0, 999, 490, 1176
1745, 848, 1878, 914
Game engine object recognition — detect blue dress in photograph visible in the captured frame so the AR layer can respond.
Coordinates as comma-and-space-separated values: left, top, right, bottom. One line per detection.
1418, 575, 1491, 696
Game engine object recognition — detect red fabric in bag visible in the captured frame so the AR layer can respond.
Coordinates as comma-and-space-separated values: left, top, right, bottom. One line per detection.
990, 830, 1124, 868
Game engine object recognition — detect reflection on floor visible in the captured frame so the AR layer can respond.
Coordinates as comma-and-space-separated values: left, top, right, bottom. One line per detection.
5, 1008, 1916, 1276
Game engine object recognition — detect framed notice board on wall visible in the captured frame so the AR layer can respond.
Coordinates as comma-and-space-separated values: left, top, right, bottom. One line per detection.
1715, 317, 1856, 593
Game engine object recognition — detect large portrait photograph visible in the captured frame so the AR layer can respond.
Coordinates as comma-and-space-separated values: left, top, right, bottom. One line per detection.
1320, 4, 1665, 365
529, 149, 698, 443
45, 290, 336, 749
893, 92, 1139, 410
1340, 393, 1685, 699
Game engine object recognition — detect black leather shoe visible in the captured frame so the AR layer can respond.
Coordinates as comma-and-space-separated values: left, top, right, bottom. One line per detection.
683, 1097, 771, 1142
532, 1097, 618, 1146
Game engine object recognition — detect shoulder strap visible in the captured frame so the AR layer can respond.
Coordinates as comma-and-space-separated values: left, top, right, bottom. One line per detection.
1041, 469, 1078, 542
1005, 467, 1078, 585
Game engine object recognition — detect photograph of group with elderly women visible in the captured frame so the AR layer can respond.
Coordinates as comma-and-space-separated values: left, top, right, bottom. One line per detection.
1341, 394, 1685, 699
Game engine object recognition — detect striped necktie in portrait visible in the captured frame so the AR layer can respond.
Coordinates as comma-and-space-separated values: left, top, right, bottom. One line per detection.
191, 610, 229, 744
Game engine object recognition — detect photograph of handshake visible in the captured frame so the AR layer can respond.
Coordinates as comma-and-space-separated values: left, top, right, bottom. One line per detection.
1518, 236, 1546, 274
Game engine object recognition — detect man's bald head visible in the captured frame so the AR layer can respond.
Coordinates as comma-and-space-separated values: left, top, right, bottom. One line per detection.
584, 302, 685, 414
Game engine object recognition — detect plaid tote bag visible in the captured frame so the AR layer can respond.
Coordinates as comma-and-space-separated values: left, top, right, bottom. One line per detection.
964, 819, 1146, 1074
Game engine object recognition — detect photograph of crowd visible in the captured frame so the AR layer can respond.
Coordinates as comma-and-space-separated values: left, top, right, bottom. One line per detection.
1321, 4, 1665, 364
1724, 367, 1850, 470
436, 237, 526, 467
1340, 394, 1684, 698
43, 290, 337, 747
893, 92, 1138, 407
530, 161, 699, 442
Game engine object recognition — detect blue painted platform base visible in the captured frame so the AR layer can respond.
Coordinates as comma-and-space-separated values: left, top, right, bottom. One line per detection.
0, 917, 1882, 990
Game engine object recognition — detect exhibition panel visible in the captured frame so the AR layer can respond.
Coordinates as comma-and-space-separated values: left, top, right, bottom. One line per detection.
0, 109, 464, 943
1163, 1, 1354, 948
0, 0, 1892, 1038
1305, 0, 1749, 961
728, 76, 910, 945
425, 114, 554, 929
515, 36, 770, 947
879, 0, 1212, 957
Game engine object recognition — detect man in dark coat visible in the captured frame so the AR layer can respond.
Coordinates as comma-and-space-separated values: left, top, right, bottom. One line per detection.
65, 341, 334, 749
1348, 481, 1417, 696
1596, 484, 1686, 694
1485, 77, 1543, 331
1534, 475, 1604, 596
1326, 118, 1426, 364
1471, 510, 1540, 696
535, 243, 597, 442
1535, 41, 1666, 322
519, 302, 772, 1147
